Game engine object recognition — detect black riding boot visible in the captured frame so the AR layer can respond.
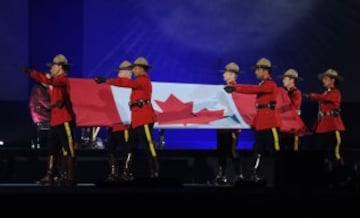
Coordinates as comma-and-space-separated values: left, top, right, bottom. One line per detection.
38, 155, 55, 185
232, 157, 245, 183
61, 156, 76, 187
149, 156, 159, 178
251, 153, 262, 182
121, 153, 134, 181
214, 166, 228, 185
105, 154, 118, 182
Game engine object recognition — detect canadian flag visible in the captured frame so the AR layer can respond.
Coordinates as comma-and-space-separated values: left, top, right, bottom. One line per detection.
69, 79, 307, 135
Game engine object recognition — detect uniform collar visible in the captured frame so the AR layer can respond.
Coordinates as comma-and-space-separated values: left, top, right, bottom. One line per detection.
326, 87, 336, 92
136, 74, 148, 78
259, 77, 272, 85
55, 72, 67, 78
262, 76, 272, 82
287, 86, 297, 91
227, 80, 237, 85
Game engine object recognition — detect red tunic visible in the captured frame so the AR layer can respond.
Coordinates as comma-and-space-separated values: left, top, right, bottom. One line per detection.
234, 79, 281, 130
30, 71, 73, 126
309, 88, 345, 133
287, 86, 302, 112
108, 74, 157, 128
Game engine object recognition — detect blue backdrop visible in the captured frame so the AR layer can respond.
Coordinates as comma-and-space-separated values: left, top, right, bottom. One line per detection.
1, 0, 357, 148
81, 0, 360, 149
0, 0, 28, 101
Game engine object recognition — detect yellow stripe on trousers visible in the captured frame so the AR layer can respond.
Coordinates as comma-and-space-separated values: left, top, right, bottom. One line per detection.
231, 133, 237, 158
62, 147, 67, 156
272, 128, 280, 151
335, 131, 342, 160
144, 124, 157, 157
124, 130, 129, 143
294, 136, 299, 152
64, 122, 75, 158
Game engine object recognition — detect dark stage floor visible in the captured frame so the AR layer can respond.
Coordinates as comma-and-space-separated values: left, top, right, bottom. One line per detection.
0, 182, 358, 198
1, 147, 360, 207
0, 182, 359, 212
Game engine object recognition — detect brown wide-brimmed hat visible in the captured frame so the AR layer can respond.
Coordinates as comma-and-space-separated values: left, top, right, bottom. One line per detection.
46, 54, 71, 67
278, 68, 303, 81
252, 57, 272, 70
131, 57, 152, 70
115, 60, 132, 71
220, 62, 240, 74
318, 69, 344, 81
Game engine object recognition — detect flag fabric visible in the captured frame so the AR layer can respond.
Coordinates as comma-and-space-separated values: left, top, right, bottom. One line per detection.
69, 79, 122, 127
69, 79, 307, 134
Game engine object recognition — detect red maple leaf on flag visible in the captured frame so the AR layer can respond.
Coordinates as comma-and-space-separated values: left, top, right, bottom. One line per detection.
155, 94, 224, 125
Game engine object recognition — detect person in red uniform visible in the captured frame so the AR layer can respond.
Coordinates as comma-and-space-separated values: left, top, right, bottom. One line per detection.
23, 54, 76, 186
224, 58, 281, 182
105, 60, 132, 182
95, 57, 158, 180
303, 69, 345, 171
279, 69, 303, 151
214, 62, 243, 185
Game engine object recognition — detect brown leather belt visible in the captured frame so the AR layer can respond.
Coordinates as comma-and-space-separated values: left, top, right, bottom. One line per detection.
256, 101, 276, 110
50, 101, 65, 109
129, 99, 151, 109
319, 109, 341, 117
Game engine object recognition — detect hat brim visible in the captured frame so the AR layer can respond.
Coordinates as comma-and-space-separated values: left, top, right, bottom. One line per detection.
278, 75, 304, 82
251, 65, 274, 70
114, 67, 132, 72
46, 62, 71, 67
131, 64, 153, 70
219, 70, 240, 74
318, 73, 344, 81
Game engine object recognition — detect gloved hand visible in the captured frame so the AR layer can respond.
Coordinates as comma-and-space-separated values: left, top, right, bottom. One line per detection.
95, 77, 108, 84
303, 93, 310, 99
224, 86, 236, 93
21, 66, 32, 74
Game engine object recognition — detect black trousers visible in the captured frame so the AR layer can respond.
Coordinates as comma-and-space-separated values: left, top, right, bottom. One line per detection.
280, 133, 299, 151
48, 121, 75, 158
254, 128, 280, 154
127, 123, 157, 158
316, 131, 342, 161
216, 131, 241, 174
107, 129, 129, 155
